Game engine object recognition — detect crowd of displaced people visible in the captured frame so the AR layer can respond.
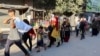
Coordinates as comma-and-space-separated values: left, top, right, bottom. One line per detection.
3, 9, 100, 56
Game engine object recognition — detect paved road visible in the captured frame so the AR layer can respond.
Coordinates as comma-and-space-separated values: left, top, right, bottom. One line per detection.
0, 32, 100, 56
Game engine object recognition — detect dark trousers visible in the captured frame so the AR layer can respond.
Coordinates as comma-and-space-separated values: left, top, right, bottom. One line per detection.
22, 32, 32, 51
60, 30, 64, 43
64, 31, 70, 42
64, 36, 70, 42
80, 29, 85, 40
92, 28, 99, 36
4, 39, 29, 56
76, 29, 79, 37
48, 35, 56, 47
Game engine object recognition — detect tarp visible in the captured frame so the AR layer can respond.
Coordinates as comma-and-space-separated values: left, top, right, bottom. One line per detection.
30, 8, 45, 12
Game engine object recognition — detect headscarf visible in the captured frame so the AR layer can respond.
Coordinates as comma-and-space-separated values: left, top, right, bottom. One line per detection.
55, 16, 59, 30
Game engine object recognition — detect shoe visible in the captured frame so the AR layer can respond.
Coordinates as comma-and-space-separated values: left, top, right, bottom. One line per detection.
37, 50, 40, 53
80, 37, 85, 40
29, 48, 32, 52
56, 42, 60, 47
44, 46, 47, 50
35, 46, 38, 49
48, 45, 51, 48
28, 50, 31, 54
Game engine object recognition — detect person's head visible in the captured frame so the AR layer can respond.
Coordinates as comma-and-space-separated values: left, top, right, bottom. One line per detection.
92, 14, 95, 17
81, 16, 86, 21
66, 18, 69, 22
39, 26, 43, 30
94, 17, 98, 21
63, 17, 66, 21
8, 9, 15, 17
23, 19, 29, 25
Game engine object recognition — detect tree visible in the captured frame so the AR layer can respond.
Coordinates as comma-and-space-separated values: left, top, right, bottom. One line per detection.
32, 0, 84, 15
33, 0, 56, 10
54, 0, 84, 14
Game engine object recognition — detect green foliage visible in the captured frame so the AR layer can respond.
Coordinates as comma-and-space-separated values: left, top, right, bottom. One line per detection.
33, 0, 84, 14
33, 0, 56, 10
54, 0, 84, 14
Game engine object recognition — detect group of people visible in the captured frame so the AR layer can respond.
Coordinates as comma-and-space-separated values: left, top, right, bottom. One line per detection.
75, 16, 88, 40
75, 15, 100, 40
3, 9, 36, 56
3, 8, 72, 56
3, 8, 100, 56
34, 15, 71, 51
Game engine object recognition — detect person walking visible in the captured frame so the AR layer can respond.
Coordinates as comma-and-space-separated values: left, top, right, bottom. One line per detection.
62, 18, 71, 42
51, 16, 61, 47
22, 19, 32, 52
36, 26, 47, 52
3, 9, 30, 56
75, 20, 80, 37
79, 17, 86, 40
47, 23, 56, 47
91, 18, 99, 36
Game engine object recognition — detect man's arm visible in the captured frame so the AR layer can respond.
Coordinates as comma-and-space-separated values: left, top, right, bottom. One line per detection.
3, 18, 11, 24
10, 19, 16, 28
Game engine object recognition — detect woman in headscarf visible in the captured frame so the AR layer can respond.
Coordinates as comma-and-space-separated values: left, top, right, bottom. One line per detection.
51, 16, 61, 47
91, 17, 99, 36
61, 18, 71, 42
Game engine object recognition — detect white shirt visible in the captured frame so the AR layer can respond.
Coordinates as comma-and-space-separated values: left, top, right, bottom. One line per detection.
76, 21, 80, 29
88, 16, 91, 24
27, 15, 31, 23
14, 17, 32, 33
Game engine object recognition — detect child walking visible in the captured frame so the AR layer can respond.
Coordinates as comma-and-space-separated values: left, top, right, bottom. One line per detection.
36, 26, 46, 52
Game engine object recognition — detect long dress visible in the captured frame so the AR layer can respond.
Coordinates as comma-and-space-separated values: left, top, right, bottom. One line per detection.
92, 20, 99, 36
63, 23, 71, 42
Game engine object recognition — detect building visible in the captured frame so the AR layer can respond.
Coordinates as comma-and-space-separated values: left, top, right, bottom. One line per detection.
0, 0, 45, 28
